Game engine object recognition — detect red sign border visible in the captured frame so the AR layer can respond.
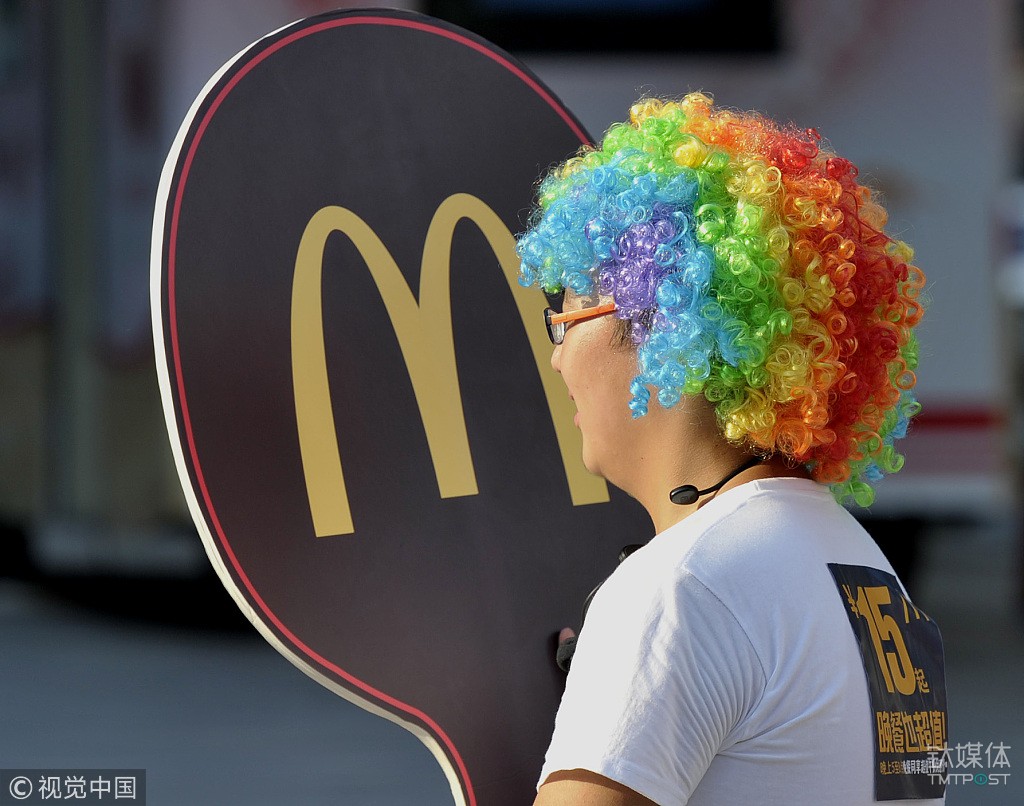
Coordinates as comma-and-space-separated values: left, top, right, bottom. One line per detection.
159, 12, 590, 805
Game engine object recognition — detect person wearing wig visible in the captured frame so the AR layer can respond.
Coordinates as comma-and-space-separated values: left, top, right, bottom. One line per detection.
518, 95, 941, 806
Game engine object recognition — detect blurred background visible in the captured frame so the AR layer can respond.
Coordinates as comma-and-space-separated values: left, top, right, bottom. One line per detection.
1, 0, 1022, 803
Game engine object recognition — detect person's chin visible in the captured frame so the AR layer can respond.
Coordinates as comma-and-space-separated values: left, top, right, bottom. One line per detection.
579, 443, 604, 478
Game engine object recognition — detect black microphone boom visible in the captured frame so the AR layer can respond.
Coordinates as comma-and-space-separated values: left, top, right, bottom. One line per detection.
669, 456, 763, 506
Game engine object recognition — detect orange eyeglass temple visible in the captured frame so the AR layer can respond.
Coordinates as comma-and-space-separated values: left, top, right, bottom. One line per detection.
547, 303, 617, 325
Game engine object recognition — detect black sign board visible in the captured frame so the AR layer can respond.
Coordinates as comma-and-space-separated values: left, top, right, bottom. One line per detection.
152, 9, 648, 804
829, 564, 948, 800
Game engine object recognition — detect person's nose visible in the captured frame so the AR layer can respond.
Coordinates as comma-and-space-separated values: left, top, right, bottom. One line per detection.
550, 343, 562, 374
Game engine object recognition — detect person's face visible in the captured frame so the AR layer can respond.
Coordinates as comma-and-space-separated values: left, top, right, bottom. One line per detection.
549, 290, 639, 482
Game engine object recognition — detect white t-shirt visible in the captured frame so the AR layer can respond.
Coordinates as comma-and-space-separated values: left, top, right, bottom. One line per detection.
539, 478, 945, 805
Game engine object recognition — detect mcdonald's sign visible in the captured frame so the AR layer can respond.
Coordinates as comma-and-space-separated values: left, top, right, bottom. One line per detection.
293, 193, 610, 537
153, 10, 648, 805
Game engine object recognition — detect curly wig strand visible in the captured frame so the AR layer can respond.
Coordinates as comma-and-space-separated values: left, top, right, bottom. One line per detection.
517, 94, 925, 507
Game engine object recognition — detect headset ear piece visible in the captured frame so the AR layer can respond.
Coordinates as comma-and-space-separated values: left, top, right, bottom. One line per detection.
669, 485, 699, 505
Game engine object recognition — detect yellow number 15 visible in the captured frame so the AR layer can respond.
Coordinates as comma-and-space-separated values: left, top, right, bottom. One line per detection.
855, 585, 917, 696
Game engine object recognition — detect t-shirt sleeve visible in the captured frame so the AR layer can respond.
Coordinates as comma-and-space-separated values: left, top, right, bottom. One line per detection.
538, 561, 766, 806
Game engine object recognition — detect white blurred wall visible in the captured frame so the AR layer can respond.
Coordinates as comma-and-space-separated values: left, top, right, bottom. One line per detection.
526, 0, 1012, 409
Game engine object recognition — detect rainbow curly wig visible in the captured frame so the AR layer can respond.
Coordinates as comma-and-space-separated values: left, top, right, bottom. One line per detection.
517, 94, 925, 507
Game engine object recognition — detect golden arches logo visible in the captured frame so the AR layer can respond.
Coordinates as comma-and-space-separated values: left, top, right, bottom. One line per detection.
292, 192, 608, 536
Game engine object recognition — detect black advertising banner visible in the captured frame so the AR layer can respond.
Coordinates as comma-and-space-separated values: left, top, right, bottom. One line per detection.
828, 564, 948, 800
151, 9, 648, 805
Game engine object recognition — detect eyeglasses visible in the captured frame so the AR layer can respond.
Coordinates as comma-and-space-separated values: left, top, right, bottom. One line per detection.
544, 303, 617, 344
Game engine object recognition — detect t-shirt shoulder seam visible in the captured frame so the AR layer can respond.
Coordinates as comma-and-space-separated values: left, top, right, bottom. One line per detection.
675, 567, 770, 714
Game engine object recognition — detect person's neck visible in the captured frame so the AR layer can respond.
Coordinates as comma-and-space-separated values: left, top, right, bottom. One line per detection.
614, 404, 812, 534
649, 454, 811, 534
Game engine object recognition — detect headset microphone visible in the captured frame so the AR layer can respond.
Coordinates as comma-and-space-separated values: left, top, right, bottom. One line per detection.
669, 456, 764, 506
